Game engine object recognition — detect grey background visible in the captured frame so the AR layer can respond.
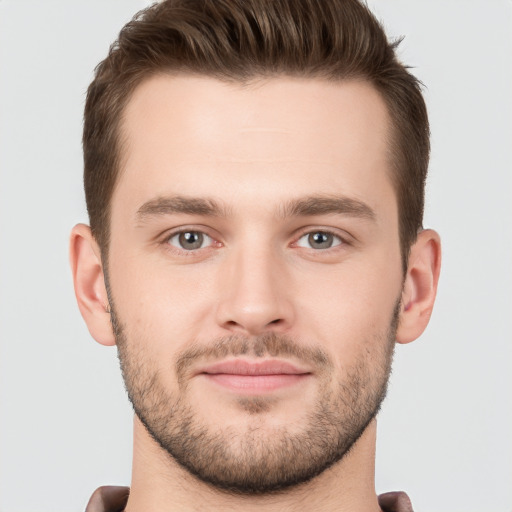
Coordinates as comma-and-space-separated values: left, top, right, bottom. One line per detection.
1, 1, 511, 511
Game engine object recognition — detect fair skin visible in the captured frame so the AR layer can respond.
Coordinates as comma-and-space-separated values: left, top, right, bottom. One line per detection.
70, 75, 440, 511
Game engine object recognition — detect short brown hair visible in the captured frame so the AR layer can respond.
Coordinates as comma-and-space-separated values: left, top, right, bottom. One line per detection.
84, 0, 429, 269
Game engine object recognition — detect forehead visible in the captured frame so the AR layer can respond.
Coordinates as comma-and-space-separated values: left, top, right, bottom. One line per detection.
114, 74, 395, 218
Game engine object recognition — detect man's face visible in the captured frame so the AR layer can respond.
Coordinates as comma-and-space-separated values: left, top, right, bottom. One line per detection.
107, 75, 404, 492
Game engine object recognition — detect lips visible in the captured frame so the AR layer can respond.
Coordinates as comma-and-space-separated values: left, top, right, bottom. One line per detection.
197, 359, 311, 394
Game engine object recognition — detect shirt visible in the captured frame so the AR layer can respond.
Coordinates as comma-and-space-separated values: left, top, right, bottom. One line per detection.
85, 486, 414, 512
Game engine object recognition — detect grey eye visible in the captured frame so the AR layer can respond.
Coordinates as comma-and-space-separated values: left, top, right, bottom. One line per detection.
296, 231, 342, 250
168, 231, 211, 250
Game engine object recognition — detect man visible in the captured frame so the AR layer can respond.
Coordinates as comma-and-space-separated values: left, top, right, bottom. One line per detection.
70, 0, 441, 510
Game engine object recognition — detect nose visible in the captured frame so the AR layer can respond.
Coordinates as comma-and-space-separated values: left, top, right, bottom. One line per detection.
215, 245, 294, 336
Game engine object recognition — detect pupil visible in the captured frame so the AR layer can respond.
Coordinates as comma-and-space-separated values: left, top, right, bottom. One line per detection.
179, 231, 203, 249
309, 232, 332, 249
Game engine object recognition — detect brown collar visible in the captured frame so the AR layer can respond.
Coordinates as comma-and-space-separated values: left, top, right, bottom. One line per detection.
86, 486, 414, 512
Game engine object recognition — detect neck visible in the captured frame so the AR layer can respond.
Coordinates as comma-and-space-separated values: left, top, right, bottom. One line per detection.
126, 416, 381, 512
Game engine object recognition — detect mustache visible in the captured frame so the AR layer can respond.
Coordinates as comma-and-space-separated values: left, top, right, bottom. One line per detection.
175, 332, 332, 384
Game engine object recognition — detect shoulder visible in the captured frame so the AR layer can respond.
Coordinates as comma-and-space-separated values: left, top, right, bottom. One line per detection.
85, 486, 130, 512
378, 491, 414, 512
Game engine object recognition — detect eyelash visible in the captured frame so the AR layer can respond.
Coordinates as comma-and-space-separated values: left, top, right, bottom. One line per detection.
160, 227, 350, 255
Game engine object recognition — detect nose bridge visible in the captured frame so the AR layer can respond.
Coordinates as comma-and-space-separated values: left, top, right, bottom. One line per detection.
215, 237, 292, 334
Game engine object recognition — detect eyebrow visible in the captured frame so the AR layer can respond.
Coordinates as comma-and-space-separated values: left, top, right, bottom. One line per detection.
135, 194, 376, 222
280, 195, 376, 221
136, 196, 231, 221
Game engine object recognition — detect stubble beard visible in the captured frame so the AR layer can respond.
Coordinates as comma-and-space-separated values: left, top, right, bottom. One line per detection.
112, 304, 398, 495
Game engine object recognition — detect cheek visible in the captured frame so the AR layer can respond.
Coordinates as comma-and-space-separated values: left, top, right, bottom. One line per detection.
109, 255, 216, 347
292, 256, 401, 359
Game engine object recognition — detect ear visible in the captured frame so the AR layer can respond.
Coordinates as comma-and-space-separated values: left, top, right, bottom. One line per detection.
69, 224, 116, 346
396, 229, 441, 344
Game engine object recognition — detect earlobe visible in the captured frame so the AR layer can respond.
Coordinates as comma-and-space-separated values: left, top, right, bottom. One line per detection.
396, 229, 441, 344
69, 224, 116, 346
